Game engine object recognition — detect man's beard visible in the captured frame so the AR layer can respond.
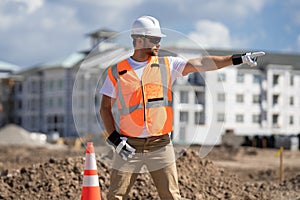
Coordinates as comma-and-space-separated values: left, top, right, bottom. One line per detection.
145, 48, 158, 56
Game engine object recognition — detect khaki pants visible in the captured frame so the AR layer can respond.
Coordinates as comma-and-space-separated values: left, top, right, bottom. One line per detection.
107, 134, 181, 200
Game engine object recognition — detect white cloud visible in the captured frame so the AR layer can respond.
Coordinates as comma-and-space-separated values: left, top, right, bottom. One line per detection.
202, 0, 267, 18
0, 14, 15, 30
164, 0, 269, 21
283, 0, 300, 26
40, 18, 56, 30
0, 0, 298, 67
13, 0, 44, 14
292, 10, 300, 26
0, 2, 85, 66
0, 0, 44, 30
188, 20, 232, 49
76, 0, 143, 7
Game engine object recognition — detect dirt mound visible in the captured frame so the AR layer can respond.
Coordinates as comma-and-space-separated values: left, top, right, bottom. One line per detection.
174, 150, 299, 200
0, 124, 45, 146
0, 149, 299, 200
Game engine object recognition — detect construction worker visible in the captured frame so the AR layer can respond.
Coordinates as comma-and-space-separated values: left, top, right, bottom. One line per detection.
100, 15, 265, 199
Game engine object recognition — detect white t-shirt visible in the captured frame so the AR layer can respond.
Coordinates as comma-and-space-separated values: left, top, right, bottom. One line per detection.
100, 56, 187, 137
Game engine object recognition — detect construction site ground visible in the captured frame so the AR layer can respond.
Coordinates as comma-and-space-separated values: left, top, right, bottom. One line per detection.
0, 144, 299, 199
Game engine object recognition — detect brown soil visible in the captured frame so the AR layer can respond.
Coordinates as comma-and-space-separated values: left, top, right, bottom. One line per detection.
0, 145, 299, 200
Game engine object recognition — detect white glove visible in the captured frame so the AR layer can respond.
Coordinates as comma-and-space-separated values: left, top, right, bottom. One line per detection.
107, 130, 136, 161
232, 51, 265, 67
115, 137, 136, 161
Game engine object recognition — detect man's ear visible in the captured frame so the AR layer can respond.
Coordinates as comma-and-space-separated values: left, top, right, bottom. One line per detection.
136, 37, 144, 45
135, 37, 144, 49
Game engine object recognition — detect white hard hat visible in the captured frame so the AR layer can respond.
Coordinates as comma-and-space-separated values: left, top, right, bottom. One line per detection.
131, 16, 166, 37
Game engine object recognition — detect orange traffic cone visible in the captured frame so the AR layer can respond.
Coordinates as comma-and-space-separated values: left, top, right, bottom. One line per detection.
81, 142, 102, 200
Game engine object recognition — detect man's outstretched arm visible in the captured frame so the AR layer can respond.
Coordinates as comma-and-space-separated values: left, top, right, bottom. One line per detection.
182, 52, 265, 76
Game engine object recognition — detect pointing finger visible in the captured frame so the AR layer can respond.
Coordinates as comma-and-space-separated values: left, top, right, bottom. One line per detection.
250, 51, 265, 58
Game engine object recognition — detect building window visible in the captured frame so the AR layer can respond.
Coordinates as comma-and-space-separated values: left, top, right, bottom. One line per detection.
218, 73, 226, 82
49, 98, 53, 108
290, 96, 294, 106
31, 99, 36, 111
273, 74, 279, 86
17, 100, 22, 109
180, 111, 189, 122
237, 72, 244, 83
272, 95, 279, 106
236, 114, 244, 123
272, 114, 279, 127
194, 111, 204, 125
236, 94, 244, 103
261, 111, 267, 121
252, 114, 261, 123
18, 84, 23, 93
188, 72, 205, 86
194, 91, 204, 104
217, 93, 225, 102
49, 80, 54, 91
289, 116, 294, 125
253, 95, 260, 104
180, 91, 189, 104
253, 75, 260, 84
58, 79, 63, 90
217, 113, 225, 122
290, 76, 294, 86
58, 97, 63, 107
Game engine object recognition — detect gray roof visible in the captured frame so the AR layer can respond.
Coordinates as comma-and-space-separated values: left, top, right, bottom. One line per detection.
86, 28, 117, 39
0, 61, 20, 72
40, 53, 85, 69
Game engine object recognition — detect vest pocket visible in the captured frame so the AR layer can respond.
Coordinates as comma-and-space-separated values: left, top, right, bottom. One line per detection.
146, 98, 165, 108
148, 97, 164, 102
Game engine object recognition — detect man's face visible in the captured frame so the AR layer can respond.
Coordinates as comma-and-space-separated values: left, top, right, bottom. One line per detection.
136, 36, 161, 56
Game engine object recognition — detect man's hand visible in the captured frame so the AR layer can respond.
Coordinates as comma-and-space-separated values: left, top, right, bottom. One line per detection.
106, 130, 136, 161
232, 51, 265, 67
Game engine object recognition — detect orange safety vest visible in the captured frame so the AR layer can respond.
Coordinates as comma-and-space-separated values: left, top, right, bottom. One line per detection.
107, 56, 173, 137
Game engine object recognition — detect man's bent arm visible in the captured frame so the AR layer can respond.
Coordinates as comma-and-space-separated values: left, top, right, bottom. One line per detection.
182, 55, 233, 76
100, 94, 116, 135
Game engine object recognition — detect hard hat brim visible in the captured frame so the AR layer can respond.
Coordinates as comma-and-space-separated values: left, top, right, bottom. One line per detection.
131, 32, 166, 37
131, 33, 166, 38
157, 33, 166, 38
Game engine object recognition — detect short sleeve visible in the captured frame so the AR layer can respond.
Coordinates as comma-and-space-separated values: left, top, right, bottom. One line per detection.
168, 56, 187, 83
99, 76, 117, 98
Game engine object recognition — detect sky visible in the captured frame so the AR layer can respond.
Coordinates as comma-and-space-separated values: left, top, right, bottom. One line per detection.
0, 0, 300, 68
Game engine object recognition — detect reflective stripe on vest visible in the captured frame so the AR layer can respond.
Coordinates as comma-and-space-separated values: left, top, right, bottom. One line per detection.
108, 56, 173, 137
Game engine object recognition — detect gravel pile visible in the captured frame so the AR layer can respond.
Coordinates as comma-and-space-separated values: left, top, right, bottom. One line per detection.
0, 149, 299, 200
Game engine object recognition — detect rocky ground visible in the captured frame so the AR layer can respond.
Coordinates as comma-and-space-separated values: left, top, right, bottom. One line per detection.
0, 144, 299, 200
